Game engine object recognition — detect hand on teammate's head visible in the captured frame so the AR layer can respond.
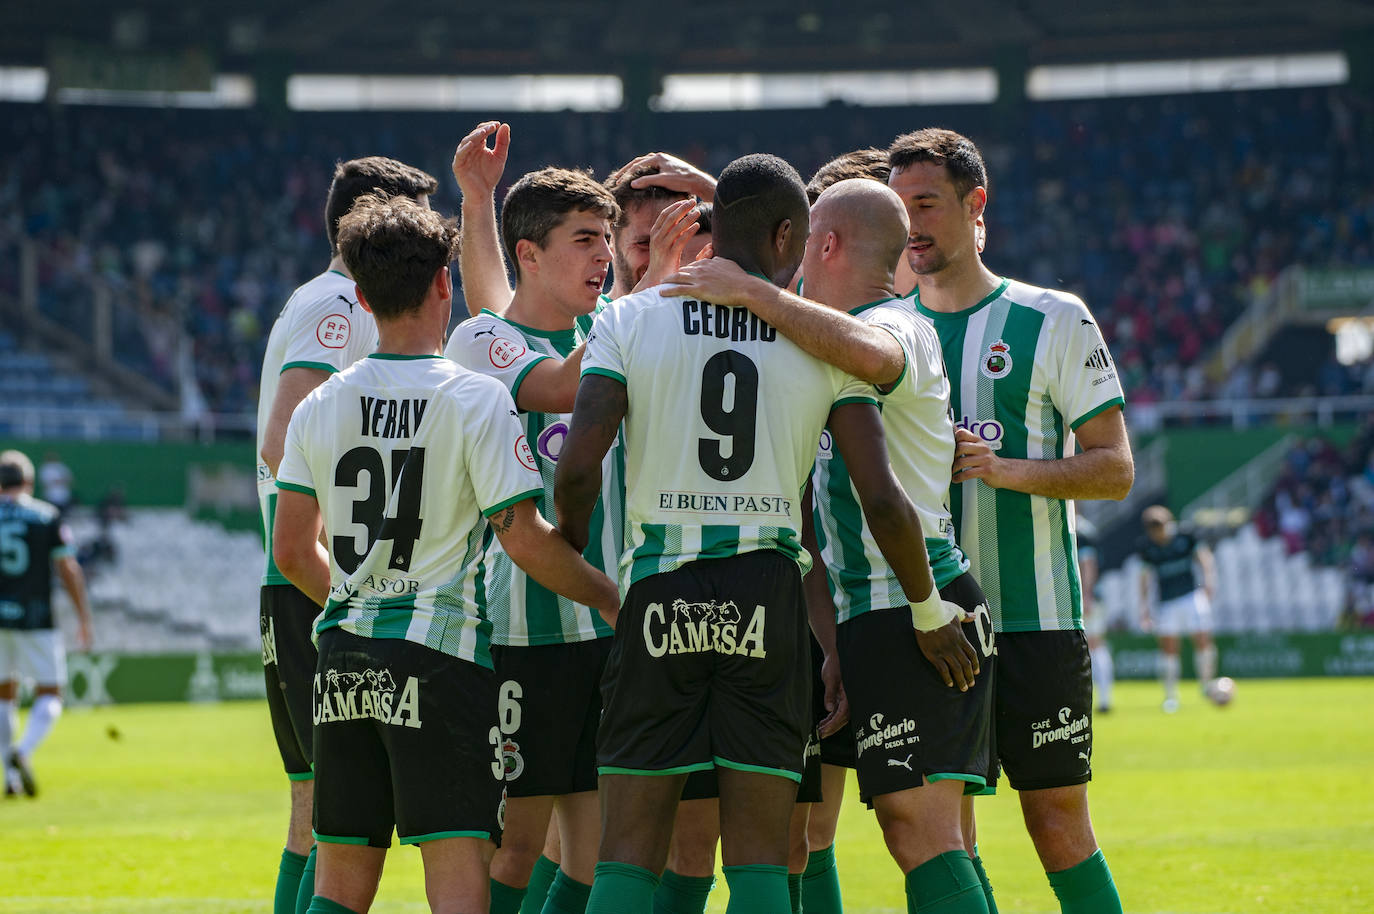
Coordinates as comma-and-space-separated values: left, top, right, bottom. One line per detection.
626, 152, 717, 200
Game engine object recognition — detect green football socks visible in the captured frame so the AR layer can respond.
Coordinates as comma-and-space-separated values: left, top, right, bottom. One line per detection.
1046, 849, 1123, 914
788, 871, 803, 913
723, 864, 790, 914
970, 849, 998, 914
491, 878, 528, 914
904, 851, 988, 914
586, 861, 660, 914
542, 869, 593, 914
305, 897, 359, 914
802, 844, 843, 914
274, 849, 308, 914
294, 846, 317, 914
654, 868, 715, 914
523, 855, 561, 914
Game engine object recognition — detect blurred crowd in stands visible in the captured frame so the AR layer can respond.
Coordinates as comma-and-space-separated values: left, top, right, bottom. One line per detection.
2, 86, 1373, 416
1255, 416, 1374, 626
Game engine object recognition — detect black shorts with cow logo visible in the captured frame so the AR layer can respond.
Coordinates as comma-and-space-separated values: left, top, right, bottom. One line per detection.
490, 638, 611, 798
261, 583, 319, 779
312, 629, 504, 848
993, 629, 1094, 791
597, 550, 812, 784
837, 573, 997, 805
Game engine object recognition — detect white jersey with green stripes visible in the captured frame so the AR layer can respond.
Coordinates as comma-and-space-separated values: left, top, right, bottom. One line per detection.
582, 286, 878, 592
257, 270, 378, 586
912, 278, 1125, 633
275, 354, 543, 668
445, 308, 623, 646
812, 298, 969, 622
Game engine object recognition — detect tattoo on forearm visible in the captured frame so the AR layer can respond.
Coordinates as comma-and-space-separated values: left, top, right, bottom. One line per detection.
493, 506, 516, 535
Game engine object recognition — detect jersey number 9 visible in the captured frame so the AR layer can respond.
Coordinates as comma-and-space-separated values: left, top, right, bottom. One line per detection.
698, 352, 759, 481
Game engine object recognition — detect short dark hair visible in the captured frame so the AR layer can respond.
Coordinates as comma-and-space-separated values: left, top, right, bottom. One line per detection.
712, 154, 809, 250
325, 157, 439, 254
337, 194, 459, 320
501, 167, 619, 279
887, 128, 988, 200
806, 148, 890, 203
0, 449, 33, 489
604, 159, 691, 228
694, 202, 713, 235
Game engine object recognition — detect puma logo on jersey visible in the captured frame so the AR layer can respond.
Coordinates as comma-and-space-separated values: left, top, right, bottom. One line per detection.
887, 754, 914, 771
642, 600, 766, 659
359, 396, 428, 438
335, 294, 356, 312
472, 326, 498, 339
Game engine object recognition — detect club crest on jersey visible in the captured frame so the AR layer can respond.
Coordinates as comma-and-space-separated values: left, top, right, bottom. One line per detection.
501, 737, 525, 780
980, 339, 1012, 380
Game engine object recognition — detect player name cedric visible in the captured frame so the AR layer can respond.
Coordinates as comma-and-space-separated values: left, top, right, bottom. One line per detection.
658, 491, 793, 517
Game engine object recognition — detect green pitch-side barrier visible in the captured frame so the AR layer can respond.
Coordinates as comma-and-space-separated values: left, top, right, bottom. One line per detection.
59, 632, 1374, 705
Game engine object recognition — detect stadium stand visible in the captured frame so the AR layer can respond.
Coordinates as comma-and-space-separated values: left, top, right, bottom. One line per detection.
4, 85, 1372, 418
60, 509, 264, 652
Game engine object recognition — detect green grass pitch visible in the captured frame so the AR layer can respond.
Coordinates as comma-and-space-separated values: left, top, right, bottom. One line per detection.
1, 678, 1371, 913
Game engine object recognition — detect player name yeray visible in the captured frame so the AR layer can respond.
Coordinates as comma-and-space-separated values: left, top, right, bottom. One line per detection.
359, 396, 428, 438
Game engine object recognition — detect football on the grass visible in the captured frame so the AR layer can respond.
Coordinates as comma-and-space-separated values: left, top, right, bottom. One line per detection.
1207, 676, 1237, 706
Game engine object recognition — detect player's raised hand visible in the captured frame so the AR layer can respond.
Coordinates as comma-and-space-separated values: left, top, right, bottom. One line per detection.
451, 121, 510, 198
626, 152, 717, 199
660, 256, 765, 306
952, 427, 1007, 488
632, 199, 701, 293
916, 617, 980, 691
818, 651, 849, 736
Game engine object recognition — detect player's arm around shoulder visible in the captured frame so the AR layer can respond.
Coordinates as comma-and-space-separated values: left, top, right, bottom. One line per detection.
662, 258, 904, 387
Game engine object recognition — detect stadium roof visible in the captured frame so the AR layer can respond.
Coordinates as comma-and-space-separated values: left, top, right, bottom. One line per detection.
5, 1, 1371, 77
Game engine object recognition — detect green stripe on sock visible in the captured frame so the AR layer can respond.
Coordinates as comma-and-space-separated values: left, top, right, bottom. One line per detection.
801, 844, 842, 914
723, 864, 790, 914
1046, 849, 1123, 914
294, 846, 317, 914
588, 861, 660, 914
274, 849, 308, 914
305, 897, 360, 914
970, 852, 998, 914
544, 868, 593, 914
521, 856, 559, 914
654, 868, 716, 914
491, 877, 528, 914
904, 851, 987, 914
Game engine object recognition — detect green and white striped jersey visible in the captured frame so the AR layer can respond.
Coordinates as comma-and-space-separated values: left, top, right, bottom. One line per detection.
583, 287, 878, 592
257, 270, 378, 586
913, 278, 1125, 633
275, 354, 542, 669
445, 309, 623, 646
812, 298, 969, 622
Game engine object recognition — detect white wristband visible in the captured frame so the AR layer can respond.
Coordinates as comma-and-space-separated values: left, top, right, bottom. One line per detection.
909, 586, 967, 632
